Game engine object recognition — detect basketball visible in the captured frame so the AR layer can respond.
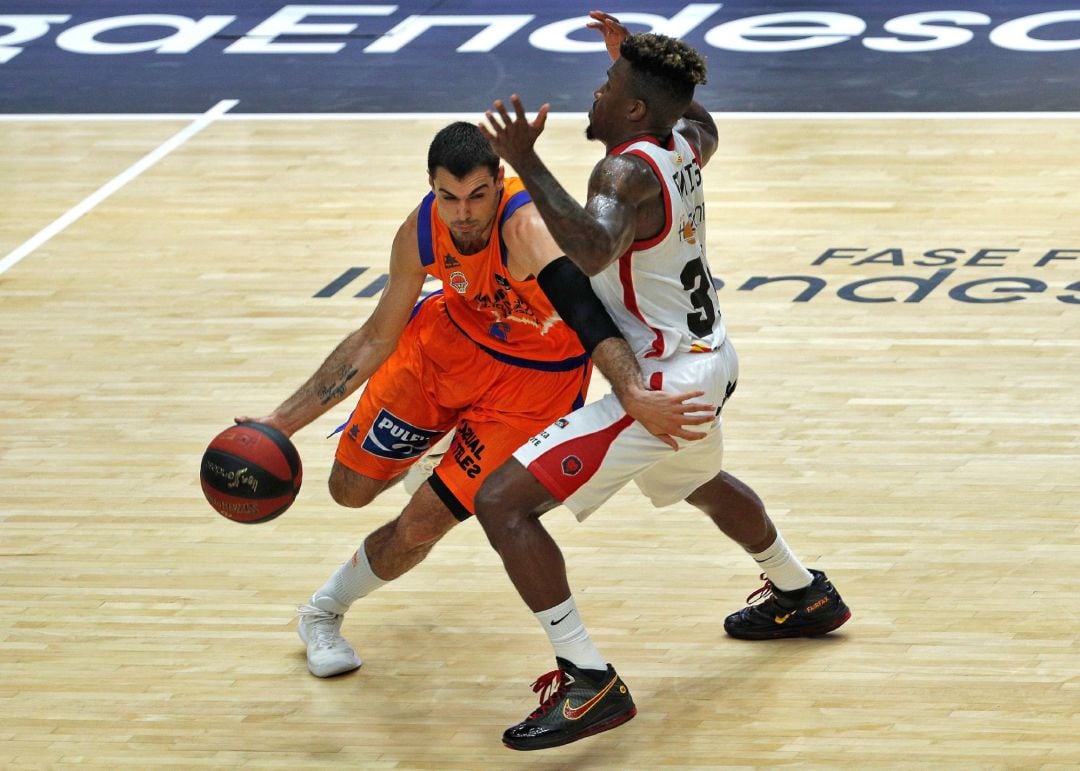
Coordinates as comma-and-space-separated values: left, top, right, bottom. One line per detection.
200, 422, 302, 524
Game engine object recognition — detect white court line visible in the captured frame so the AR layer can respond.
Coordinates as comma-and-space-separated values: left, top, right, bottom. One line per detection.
1, 111, 1079, 122
0, 99, 238, 276
0, 114, 198, 122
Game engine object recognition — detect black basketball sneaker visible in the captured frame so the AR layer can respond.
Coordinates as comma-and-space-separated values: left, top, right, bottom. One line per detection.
503, 658, 637, 751
724, 569, 851, 640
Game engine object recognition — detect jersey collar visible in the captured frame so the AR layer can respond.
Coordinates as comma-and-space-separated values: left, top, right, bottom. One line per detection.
607, 133, 676, 156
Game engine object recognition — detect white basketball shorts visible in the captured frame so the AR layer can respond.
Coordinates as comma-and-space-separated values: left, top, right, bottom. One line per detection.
513, 338, 740, 520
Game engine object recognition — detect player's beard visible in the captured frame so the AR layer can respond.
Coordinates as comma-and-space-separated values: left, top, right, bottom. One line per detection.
586, 100, 600, 141
450, 213, 496, 254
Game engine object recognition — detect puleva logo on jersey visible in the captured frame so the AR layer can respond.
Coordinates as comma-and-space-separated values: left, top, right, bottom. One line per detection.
361, 409, 440, 460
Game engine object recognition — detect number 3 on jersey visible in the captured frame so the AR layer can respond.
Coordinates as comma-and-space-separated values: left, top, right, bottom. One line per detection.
680, 258, 718, 337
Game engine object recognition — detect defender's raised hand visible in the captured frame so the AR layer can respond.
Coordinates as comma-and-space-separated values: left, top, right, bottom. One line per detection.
586, 10, 630, 61
479, 95, 549, 168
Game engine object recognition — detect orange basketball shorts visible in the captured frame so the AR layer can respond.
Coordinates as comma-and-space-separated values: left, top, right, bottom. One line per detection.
335, 295, 591, 518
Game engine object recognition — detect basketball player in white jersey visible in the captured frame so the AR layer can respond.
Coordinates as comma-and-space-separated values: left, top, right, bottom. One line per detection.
475, 13, 851, 750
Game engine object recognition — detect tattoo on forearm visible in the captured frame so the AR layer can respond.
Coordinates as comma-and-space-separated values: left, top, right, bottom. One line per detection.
527, 166, 600, 255
317, 366, 358, 405
516, 156, 617, 262
518, 155, 643, 268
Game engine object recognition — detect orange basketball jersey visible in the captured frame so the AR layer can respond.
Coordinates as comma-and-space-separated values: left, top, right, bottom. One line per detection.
417, 177, 587, 370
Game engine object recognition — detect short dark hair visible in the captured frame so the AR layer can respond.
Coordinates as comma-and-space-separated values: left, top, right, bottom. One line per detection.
620, 33, 708, 123
427, 121, 499, 178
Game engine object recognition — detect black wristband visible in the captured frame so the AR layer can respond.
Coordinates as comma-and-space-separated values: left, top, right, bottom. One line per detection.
537, 256, 623, 354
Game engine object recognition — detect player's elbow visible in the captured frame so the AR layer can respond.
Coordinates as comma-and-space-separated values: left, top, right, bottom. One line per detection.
473, 462, 536, 553
576, 257, 608, 277
571, 249, 616, 277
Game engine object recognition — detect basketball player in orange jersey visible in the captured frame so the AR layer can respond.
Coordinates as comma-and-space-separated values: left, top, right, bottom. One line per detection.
474, 13, 851, 750
239, 122, 713, 679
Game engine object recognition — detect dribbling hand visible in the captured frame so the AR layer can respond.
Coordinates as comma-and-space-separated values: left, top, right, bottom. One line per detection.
234, 415, 293, 437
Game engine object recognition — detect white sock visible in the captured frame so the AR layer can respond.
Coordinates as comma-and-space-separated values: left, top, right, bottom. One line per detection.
536, 596, 607, 672
311, 540, 387, 615
749, 532, 813, 592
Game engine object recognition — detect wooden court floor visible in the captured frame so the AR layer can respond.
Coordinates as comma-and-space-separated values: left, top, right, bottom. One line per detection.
1, 115, 1078, 768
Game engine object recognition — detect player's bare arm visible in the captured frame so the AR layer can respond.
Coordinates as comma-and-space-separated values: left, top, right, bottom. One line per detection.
583, 153, 666, 265
675, 101, 718, 167
504, 205, 713, 445
239, 212, 427, 436
592, 338, 714, 448
481, 96, 656, 276
499, 201, 562, 281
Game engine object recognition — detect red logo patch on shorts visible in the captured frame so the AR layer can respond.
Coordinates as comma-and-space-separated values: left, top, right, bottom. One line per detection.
561, 455, 582, 476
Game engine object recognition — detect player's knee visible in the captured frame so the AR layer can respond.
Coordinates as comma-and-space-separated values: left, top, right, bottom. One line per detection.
474, 477, 526, 549
327, 462, 378, 508
328, 480, 375, 508
474, 471, 509, 518
473, 479, 495, 522
474, 481, 503, 542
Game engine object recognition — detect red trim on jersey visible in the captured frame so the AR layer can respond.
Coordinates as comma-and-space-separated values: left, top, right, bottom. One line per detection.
607, 134, 676, 156
688, 141, 701, 166
608, 135, 657, 156
624, 149, 672, 251
619, 249, 665, 358
527, 414, 635, 500
616, 146, 671, 359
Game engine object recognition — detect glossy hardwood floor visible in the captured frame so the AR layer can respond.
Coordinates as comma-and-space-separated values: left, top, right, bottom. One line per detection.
1, 115, 1077, 768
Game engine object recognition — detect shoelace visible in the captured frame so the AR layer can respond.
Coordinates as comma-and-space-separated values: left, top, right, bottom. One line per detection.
527, 668, 567, 719
297, 604, 340, 648
745, 573, 776, 605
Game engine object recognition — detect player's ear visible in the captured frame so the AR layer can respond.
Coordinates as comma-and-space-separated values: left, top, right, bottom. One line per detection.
427, 172, 435, 190
496, 165, 505, 185
628, 98, 647, 123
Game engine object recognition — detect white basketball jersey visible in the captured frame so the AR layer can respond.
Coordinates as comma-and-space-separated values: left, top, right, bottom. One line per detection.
590, 130, 726, 360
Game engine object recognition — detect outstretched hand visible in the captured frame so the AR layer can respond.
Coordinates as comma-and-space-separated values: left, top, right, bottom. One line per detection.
587, 10, 630, 61
479, 94, 549, 168
620, 386, 715, 450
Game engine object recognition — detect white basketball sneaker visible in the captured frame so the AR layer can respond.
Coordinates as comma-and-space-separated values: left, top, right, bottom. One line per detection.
297, 604, 362, 678
402, 430, 455, 496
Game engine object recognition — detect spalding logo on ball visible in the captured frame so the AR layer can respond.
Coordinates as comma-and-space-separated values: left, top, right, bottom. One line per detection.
201, 422, 302, 523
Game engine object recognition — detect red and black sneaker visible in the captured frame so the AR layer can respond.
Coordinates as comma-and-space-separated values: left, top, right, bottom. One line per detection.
724, 569, 851, 640
502, 657, 637, 751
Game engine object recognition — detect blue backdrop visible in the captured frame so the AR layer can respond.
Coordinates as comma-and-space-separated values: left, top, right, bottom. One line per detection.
1, 1, 1079, 112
